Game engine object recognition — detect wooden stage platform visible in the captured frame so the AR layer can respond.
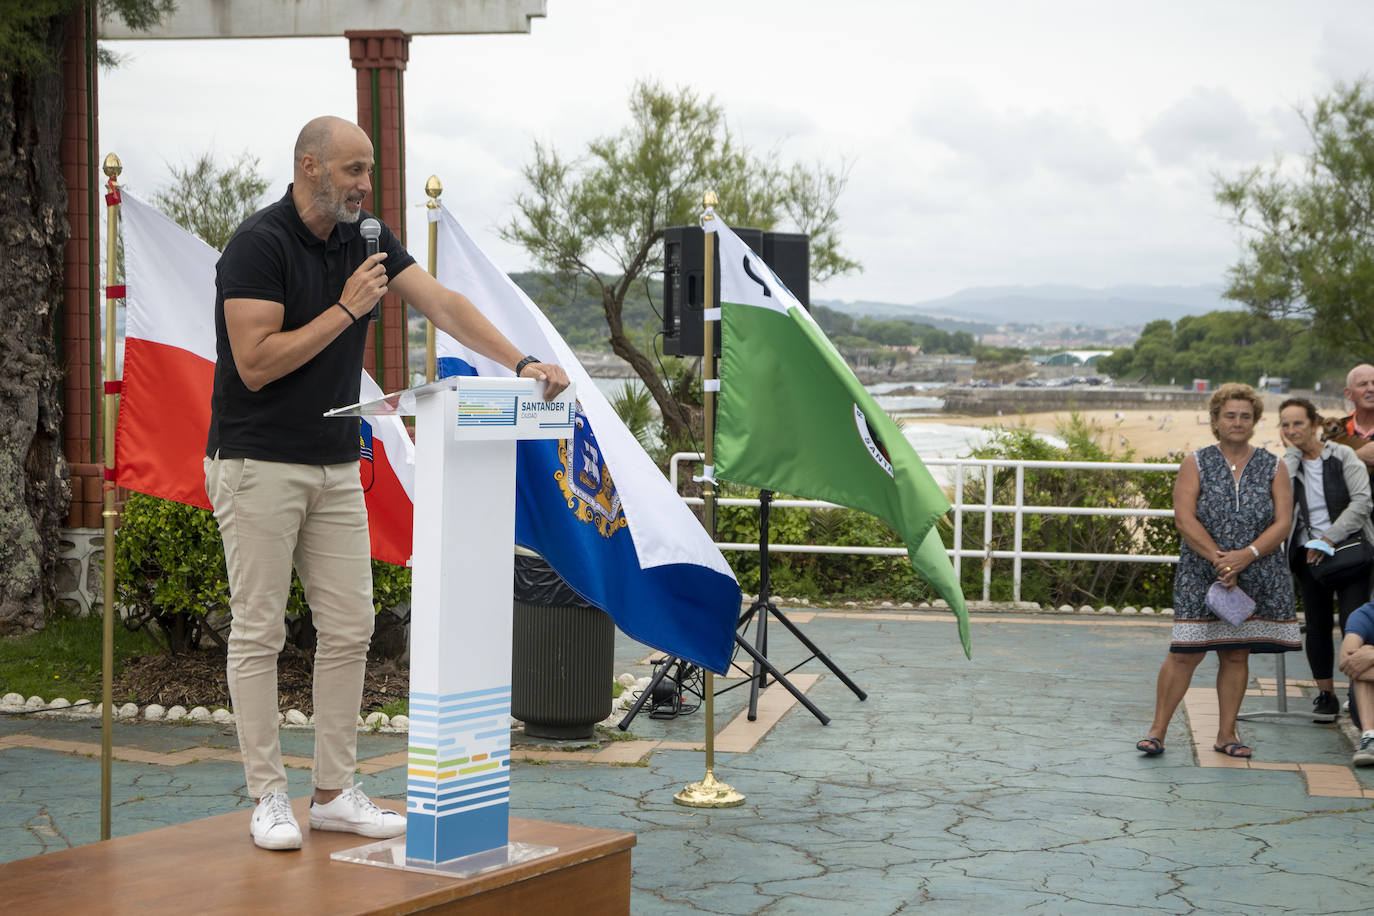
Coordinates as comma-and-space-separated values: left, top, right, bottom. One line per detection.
1, 799, 634, 914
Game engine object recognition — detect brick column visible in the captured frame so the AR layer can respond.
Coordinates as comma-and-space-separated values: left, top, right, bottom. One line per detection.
60, 4, 103, 528
347, 29, 411, 394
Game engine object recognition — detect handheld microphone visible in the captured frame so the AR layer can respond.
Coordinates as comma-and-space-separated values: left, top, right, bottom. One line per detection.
359, 218, 382, 321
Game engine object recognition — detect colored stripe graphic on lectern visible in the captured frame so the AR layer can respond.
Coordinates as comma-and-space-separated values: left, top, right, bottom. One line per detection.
456, 392, 518, 427
407, 687, 511, 817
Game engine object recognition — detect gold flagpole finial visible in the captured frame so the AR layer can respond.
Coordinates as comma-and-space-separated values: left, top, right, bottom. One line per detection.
425, 174, 442, 208
103, 152, 122, 182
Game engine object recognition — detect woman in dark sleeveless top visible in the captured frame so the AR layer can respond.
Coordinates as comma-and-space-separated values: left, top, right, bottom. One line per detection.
1136, 384, 1299, 759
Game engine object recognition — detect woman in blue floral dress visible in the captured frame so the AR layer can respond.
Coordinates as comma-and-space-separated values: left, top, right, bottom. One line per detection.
1136, 383, 1299, 759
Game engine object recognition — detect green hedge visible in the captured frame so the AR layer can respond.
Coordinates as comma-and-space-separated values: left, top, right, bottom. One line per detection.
716, 483, 939, 604
114, 492, 411, 654
715, 414, 1178, 609
957, 417, 1177, 608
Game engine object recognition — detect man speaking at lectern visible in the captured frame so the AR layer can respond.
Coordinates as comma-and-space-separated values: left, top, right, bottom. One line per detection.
203, 115, 569, 851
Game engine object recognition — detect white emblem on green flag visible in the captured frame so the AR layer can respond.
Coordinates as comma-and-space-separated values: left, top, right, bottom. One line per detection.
710, 222, 971, 658
854, 404, 894, 478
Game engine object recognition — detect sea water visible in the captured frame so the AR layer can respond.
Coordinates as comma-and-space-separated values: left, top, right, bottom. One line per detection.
589, 378, 1040, 474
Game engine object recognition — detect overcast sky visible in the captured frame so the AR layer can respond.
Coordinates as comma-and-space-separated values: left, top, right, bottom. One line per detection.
97, 0, 1374, 306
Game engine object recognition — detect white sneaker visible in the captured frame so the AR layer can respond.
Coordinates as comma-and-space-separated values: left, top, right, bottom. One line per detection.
309, 783, 406, 838
249, 791, 302, 850
1355, 735, 1374, 767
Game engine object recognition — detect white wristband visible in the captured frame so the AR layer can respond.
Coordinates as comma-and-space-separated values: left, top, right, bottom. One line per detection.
1247, 545, 1260, 559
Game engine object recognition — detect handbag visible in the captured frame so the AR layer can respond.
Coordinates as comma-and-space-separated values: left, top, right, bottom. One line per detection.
1310, 534, 1374, 588
1295, 459, 1374, 588
1205, 582, 1255, 626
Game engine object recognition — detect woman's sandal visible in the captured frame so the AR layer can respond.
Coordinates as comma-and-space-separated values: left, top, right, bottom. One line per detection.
1136, 737, 1165, 756
1212, 742, 1252, 758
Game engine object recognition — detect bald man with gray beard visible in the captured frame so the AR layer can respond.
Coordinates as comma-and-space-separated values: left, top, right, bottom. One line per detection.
205, 115, 568, 850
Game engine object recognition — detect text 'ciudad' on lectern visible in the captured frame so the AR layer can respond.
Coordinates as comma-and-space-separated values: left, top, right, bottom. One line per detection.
324, 375, 577, 876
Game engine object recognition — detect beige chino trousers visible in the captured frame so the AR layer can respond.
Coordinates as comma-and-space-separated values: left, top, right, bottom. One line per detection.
205, 456, 374, 798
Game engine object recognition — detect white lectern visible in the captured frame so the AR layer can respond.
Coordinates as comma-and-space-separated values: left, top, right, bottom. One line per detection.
324, 376, 576, 876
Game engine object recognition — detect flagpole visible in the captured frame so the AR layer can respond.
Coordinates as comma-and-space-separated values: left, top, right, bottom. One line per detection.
675, 190, 744, 809
425, 175, 441, 383
100, 152, 123, 841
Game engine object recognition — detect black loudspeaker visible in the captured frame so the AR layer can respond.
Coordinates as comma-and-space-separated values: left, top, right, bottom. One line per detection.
662, 226, 809, 357
763, 231, 809, 310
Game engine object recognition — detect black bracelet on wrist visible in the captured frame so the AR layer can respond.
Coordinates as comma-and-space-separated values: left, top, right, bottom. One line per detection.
335, 301, 357, 323
514, 355, 540, 376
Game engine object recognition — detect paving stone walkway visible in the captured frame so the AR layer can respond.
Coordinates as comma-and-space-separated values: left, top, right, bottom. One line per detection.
2, 609, 1372, 914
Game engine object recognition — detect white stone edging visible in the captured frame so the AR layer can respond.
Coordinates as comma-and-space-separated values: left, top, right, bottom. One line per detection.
2, 674, 645, 734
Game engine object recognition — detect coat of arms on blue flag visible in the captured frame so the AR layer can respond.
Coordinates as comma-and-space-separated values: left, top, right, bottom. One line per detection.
358, 419, 376, 492
558, 405, 627, 539
359, 420, 374, 462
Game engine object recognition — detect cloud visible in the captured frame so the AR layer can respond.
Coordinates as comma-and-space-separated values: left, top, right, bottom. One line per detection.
1142, 87, 1278, 165
1316, 19, 1374, 84
911, 98, 1137, 187
97, 1, 1374, 307
732, 103, 819, 149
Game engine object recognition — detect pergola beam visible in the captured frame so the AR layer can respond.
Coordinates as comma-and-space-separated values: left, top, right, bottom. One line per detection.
97, 0, 547, 40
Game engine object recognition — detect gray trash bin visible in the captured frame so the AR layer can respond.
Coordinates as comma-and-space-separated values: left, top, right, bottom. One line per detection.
511, 554, 614, 739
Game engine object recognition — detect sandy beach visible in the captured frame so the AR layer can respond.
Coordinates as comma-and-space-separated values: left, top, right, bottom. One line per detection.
904, 407, 1298, 460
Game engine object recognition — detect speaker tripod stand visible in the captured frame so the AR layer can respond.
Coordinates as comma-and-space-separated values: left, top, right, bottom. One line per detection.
617, 490, 865, 731
726, 490, 867, 721
616, 627, 829, 730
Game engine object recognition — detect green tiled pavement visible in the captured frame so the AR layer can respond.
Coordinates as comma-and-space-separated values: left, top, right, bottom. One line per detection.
2, 610, 1370, 914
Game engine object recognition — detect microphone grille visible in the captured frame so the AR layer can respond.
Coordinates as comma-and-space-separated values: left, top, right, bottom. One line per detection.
359, 218, 382, 240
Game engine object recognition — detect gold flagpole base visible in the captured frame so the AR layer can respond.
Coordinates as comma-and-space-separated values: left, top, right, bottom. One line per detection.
673, 769, 746, 808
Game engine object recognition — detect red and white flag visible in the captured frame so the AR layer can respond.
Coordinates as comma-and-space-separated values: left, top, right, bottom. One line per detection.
113, 190, 416, 565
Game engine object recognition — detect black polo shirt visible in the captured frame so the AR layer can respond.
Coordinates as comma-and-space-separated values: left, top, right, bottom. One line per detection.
205, 185, 415, 464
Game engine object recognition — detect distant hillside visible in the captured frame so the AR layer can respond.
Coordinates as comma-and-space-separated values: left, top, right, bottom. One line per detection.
822, 284, 1234, 328
816, 300, 996, 334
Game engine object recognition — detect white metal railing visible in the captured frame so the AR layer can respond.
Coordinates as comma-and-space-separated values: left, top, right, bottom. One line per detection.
669, 451, 1182, 603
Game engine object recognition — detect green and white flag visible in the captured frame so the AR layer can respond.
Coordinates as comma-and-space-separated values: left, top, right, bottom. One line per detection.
710, 221, 971, 657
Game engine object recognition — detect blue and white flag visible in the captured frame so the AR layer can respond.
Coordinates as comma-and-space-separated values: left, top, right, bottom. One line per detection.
431, 206, 741, 674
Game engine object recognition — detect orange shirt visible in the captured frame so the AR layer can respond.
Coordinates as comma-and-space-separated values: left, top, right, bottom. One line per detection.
1344, 415, 1374, 440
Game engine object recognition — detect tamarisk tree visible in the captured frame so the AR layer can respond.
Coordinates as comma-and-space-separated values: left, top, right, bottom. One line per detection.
1216, 80, 1374, 358
503, 79, 859, 449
